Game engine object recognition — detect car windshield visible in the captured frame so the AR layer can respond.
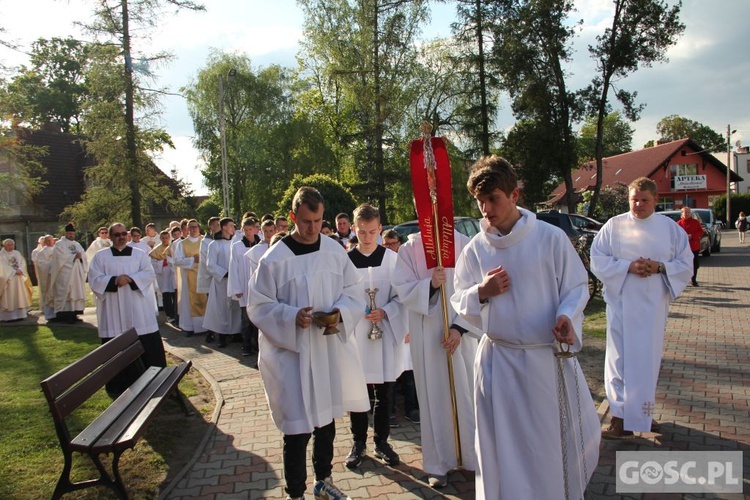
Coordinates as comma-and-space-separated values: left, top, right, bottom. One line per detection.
693, 210, 710, 224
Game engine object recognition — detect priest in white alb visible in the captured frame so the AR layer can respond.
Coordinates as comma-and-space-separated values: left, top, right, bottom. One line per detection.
241, 218, 276, 357
203, 217, 241, 348
88, 223, 166, 396
85, 226, 112, 264
228, 217, 258, 356
591, 177, 693, 439
0, 239, 31, 322
33, 235, 56, 320
172, 219, 208, 337
48, 223, 87, 323
451, 156, 600, 500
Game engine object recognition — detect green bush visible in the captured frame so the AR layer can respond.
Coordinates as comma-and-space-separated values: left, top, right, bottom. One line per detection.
711, 193, 750, 227
277, 174, 358, 224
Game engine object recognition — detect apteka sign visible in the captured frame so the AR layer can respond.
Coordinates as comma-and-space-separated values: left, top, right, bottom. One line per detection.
674, 175, 707, 191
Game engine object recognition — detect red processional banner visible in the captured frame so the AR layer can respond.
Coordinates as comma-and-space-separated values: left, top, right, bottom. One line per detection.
409, 136, 455, 269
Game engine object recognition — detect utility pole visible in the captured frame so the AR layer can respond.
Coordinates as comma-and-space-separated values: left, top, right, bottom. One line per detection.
727, 124, 735, 227
219, 74, 230, 217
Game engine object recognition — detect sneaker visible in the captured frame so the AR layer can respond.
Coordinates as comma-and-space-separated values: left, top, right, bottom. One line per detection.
405, 409, 420, 424
373, 441, 400, 466
389, 415, 399, 427
345, 441, 366, 469
313, 477, 351, 500
601, 416, 634, 440
428, 474, 447, 488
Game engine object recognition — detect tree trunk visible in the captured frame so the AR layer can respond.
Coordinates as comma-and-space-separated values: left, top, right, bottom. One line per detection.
121, 0, 142, 228
475, 0, 490, 156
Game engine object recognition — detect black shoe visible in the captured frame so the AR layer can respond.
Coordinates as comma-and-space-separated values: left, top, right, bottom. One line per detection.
218, 335, 227, 348
692, 279, 699, 287
205, 332, 215, 343
345, 441, 366, 469
242, 350, 252, 357
374, 441, 399, 466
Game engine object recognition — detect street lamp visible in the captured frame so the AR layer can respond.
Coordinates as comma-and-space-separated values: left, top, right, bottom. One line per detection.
219, 68, 236, 218
726, 124, 736, 228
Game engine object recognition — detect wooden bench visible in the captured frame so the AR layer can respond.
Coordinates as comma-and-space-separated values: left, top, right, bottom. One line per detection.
40, 328, 193, 499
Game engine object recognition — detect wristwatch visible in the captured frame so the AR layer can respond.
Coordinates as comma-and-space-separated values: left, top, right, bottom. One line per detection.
657, 262, 664, 274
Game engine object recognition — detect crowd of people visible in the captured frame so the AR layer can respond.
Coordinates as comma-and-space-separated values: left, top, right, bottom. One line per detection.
0, 156, 698, 499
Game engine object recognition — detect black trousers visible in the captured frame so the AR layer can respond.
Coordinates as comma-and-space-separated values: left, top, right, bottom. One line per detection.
162, 291, 176, 319
391, 370, 419, 414
102, 331, 167, 396
283, 420, 335, 497
691, 250, 700, 281
241, 308, 259, 353
350, 382, 393, 444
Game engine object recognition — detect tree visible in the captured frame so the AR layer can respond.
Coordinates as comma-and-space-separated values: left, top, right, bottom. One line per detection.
276, 173, 358, 224
582, 0, 685, 218
577, 110, 633, 162
0, 128, 47, 214
0, 37, 91, 133
655, 114, 725, 151
298, 0, 429, 224
184, 51, 335, 217
490, 0, 581, 212
451, 0, 503, 157
77, 0, 204, 229
577, 183, 629, 221
500, 119, 560, 208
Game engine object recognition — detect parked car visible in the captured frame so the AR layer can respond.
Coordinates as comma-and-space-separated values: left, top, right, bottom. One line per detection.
392, 216, 481, 242
658, 210, 712, 256
692, 208, 722, 253
568, 213, 603, 232
535, 210, 599, 299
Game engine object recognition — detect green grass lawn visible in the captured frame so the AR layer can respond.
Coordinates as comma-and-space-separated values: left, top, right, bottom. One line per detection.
583, 295, 607, 339
0, 324, 210, 499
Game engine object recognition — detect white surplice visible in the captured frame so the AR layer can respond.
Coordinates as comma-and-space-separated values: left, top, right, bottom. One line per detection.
88, 247, 158, 338
228, 238, 254, 307
591, 211, 692, 432
49, 237, 87, 314
203, 238, 241, 334
247, 235, 369, 435
0, 249, 30, 321
195, 236, 212, 294
349, 247, 408, 383
392, 231, 479, 477
452, 210, 600, 500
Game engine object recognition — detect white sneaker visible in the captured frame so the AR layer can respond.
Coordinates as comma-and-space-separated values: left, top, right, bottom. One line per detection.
313, 477, 351, 500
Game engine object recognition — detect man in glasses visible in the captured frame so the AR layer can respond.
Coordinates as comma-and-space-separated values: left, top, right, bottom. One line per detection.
88, 222, 165, 397
85, 226, 112, 265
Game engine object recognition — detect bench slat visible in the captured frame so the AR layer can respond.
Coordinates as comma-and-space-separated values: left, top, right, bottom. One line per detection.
52, 342, 146, 421
40, 329, 141, 402
90, 362, 190, 453
68, 366, 162, 452
115, 362, 192, 450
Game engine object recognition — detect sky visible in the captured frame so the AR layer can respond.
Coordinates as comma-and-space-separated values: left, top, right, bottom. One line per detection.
1, 0, 748, 196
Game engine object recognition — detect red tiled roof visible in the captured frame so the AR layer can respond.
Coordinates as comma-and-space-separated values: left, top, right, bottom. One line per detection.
547, 138, 741, 205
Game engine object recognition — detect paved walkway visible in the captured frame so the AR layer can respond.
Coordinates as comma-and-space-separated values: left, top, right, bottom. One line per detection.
29, 232, 743, 498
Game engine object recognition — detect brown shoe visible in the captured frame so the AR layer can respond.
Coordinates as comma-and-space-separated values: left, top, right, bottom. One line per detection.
602, 416, 634, 440
650, 419, 661, 432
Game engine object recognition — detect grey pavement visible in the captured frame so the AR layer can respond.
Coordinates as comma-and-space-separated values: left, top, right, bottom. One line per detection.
158, 232, 749, 499
18, 231, 749, 498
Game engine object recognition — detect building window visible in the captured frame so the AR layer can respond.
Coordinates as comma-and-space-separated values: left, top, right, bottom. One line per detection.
656, 198, 674, 211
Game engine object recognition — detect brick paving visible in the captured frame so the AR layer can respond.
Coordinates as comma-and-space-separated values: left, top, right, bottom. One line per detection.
29, 231, 745, 498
